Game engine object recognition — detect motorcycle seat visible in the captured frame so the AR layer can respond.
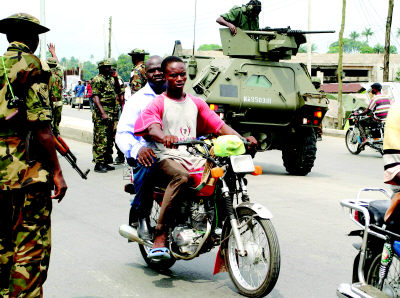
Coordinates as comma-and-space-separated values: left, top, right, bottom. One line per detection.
368, 200, 390, 227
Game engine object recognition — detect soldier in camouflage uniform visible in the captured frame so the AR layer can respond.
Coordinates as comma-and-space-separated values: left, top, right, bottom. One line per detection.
128, 48, 148, 95
111, 60, 125, 164
0, 13, 67, 297
47, 43, 64, 135
91, 59, 118, 173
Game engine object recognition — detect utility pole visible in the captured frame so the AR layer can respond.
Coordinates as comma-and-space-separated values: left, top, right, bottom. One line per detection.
40, 0, 46, 59
383, 0, 394, 82
108, 16, 112, 59
306, 0, 312, 75
337, 0, 346, 129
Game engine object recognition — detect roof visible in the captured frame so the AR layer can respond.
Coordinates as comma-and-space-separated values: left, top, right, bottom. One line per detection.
321, 83, 364, 93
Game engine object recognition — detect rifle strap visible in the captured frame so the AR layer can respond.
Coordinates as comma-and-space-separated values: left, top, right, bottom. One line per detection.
1, 56, 16, 101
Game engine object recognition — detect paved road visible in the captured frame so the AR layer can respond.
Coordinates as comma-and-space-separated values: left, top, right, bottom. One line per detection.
44, 136, 386, 297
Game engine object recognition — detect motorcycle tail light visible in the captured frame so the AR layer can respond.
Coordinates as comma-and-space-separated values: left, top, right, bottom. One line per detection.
251, 165, 262, 176
210, 104, 218, 111
354, 210, 360, 222
211, 167, 224, 178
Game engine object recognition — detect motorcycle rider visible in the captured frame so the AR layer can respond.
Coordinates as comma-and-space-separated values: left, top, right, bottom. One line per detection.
354, 83, 391, 147
116, 56, 165, 241
134, 56, 257, 259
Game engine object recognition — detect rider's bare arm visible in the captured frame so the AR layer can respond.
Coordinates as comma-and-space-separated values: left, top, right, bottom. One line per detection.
147, 123, 178, 148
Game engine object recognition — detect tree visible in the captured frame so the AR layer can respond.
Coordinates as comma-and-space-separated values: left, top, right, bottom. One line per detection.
298, 44, 317, 53
373, 43, 384, 53
361, 28, 373, 43
116, 54, 133, 82
390, 45, 398, 54
82, 61, 97, 81
349, 31, 359, 42
383, 0, 394, 82
338, 0, 346, 129
197, 44, 222, 51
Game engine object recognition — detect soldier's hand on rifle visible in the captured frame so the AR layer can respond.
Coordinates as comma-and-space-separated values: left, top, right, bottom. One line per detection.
52, 170, 67, 202
137, 147, 156, 167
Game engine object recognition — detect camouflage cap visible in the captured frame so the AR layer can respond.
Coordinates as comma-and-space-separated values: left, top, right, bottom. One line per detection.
128, 48, 148, 56
0, 13, 49, 34
98, 59, 113, 68
110, 58, 117, 68
46, 57, 58, 65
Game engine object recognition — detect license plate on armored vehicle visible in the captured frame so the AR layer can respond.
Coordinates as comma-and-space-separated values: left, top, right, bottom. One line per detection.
230, 155, 255, 173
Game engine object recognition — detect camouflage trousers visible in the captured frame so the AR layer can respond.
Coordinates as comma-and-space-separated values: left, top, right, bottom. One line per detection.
52, 104, 63, 135
0, 184, 52, 298
92, 106, 116, 164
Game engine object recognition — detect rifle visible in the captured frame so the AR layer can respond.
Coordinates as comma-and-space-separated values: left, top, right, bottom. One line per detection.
259, 26, 335, 35
52, 132, 90, 179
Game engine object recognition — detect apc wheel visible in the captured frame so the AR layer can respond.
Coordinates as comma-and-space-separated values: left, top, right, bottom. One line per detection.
223, 208, 280, 297
282, 127, 317, 176
367, 253, 400, 297
345, 127, 361, 155
138, 200, 176, 270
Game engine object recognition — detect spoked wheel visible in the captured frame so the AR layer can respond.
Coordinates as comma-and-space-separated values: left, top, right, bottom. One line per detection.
367, 254, 400, 297
138, 200, 176, 270
223, 209, 280, 297
345, 127, 362, 155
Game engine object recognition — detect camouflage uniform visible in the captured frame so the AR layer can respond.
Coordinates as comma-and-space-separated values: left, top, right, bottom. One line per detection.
91, 62, 117, 164
0, 14, 53, 298
47, 58, 63, 135
130, 62, 146, 95
220, 5, 259, 31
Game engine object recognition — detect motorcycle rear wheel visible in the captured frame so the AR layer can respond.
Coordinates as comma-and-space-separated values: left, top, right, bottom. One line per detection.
367, 253, 400, 297
223, 208, 280, 297
138, 200, 176, 270
345, 127, 361, 155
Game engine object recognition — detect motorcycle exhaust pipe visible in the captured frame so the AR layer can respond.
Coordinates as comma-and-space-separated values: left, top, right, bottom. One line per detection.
119, 224, 151, 247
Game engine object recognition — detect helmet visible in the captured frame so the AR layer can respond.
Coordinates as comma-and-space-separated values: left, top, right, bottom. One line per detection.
371, 82, 382, 91
110, 58, 117, 68
246, 0, 262, 13
98, 59, 113, 68
46, 57, 58, 66
0, 13, 49, 34
128, 48, 148, 56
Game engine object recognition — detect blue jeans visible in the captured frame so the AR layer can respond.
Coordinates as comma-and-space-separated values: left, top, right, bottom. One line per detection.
130, 158, 157, 218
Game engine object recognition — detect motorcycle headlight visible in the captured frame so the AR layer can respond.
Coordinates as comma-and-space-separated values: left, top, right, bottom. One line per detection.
230, 155, 255, 173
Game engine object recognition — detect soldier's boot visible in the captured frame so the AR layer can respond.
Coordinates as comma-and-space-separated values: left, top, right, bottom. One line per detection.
94, 163, 108, 173
105, 164, 115, 171
113, 155, 124, 165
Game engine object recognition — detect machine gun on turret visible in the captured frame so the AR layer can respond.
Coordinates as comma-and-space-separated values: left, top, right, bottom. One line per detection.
259, 26, 335, 35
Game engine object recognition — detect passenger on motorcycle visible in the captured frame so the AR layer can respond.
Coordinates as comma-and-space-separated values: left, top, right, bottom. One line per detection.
134, 56, 257, 259
116, 56, 166, 241
354, 83, 391, 147
383, 101, 400, 223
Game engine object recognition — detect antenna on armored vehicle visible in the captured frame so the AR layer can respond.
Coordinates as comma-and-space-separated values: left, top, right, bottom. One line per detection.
192, 0, 197, 57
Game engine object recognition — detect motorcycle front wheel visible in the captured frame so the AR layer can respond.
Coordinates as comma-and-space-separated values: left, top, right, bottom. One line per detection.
138, 200, 176, 270
367, 253, 400, 297
345, 127, 362, 155
223, 208, 280, 297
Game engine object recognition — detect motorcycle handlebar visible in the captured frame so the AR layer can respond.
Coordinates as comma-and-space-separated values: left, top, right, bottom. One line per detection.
172, 140, 207, 146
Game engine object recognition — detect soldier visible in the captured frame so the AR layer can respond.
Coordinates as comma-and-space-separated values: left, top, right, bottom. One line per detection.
0, 13, 67, 297
216, 0, 261, 35
47, 43, 64, 135
91, 59, 118, 173
128, 48, 148, 95
111, 59, 125, 165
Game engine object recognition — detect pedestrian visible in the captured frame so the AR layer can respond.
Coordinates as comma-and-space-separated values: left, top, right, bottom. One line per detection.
0, 13, 67, 297
91, 59, 118, 173
128, 48, 148, 95
86, 80, 93, 110
47, 43, 64, 135
74, 80, 85, 109
216, 0, 261, 35
116, 55, 165, 240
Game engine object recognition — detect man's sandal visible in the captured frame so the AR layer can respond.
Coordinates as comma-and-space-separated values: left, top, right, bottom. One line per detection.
147, 247, 171, 260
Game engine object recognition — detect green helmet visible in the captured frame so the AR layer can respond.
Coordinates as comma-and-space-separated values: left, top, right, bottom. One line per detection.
46, 57, 58, 66
0, 13, 49, 34
110, 58, 117, 68
98, 59, 113, 68
128, 48, 148, 56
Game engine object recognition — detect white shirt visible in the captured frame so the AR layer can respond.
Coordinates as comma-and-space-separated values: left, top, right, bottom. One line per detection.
116, 83, 157, 158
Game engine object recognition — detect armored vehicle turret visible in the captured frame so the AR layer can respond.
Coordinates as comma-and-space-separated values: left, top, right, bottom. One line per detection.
174, 27, 333, 175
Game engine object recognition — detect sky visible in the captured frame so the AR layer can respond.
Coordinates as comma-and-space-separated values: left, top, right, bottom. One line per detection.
1, 0, 399, 63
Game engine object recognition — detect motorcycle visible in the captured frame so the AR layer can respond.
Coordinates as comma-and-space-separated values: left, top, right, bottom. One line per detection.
345, 109, 385, 156
62, 90, 73, 105
337, 188, 400, 298
119, 137, 281, 297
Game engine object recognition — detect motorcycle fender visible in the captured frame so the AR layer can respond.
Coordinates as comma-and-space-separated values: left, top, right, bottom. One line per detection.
235, 202, 274, 219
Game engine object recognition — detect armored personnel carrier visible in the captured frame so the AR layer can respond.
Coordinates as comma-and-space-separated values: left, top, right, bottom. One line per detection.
174, 27, 332, 175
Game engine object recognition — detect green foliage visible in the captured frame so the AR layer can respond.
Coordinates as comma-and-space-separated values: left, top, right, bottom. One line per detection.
373, 43, 384, 53
298, 44, 317, 53
361, 28, 373, 43
197, 44, 222, 51
349, 31, 360, 41
82, 61, 97, 81
390, 45, 398, 54
396, 69, 400, 82
116, 54, 133, 82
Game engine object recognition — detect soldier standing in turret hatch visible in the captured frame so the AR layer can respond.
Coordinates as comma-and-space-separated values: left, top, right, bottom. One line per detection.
216, 0, 261, 36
